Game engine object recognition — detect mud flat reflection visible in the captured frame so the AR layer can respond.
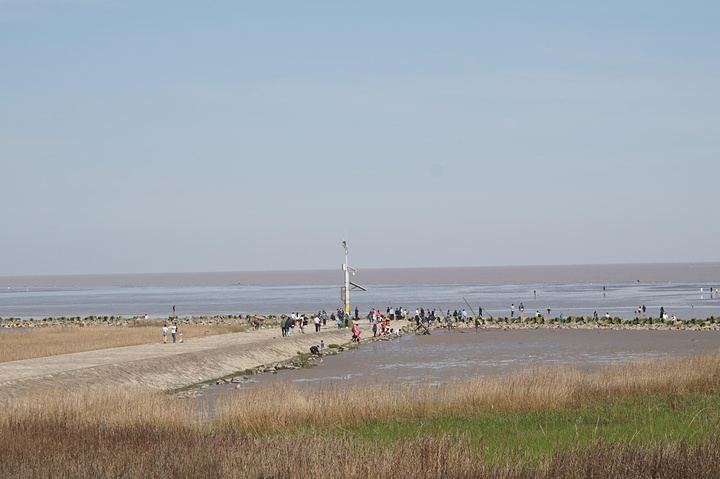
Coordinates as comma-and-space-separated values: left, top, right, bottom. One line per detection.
213, 329, 720, 395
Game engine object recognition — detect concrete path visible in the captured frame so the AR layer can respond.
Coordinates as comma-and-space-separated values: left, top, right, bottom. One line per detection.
0, 326, 357, 400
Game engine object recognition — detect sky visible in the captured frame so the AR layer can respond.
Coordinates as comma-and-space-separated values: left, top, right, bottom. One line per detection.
1, 1, 718, 276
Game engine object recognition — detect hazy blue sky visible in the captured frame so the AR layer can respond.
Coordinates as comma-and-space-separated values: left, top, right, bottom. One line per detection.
2, 1, 718, 276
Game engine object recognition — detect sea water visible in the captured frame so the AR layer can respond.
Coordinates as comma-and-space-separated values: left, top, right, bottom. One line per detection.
1, 263, 719, 320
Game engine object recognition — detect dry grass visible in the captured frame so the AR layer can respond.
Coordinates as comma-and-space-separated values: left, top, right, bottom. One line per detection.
3, 426, 719, 478
3, 356, 720, 477
6, 354, 716, 432
214, 354, 720, 434
1, 386, 202, 429
0, 323, 246, 363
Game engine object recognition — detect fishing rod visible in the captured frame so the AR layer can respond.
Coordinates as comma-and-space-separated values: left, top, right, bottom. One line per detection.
462, 297, 477, 319
485, 308, 495, 321
462, 297, 481, 330
462, 296, 495, 322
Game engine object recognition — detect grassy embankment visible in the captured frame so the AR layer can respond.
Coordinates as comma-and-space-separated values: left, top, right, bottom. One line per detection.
2, 355, 720, 477
0, 321, 248, 362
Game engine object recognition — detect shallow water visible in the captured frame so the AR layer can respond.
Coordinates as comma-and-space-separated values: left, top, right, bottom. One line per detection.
1, 263, 720, 320
202, 328, 720, 398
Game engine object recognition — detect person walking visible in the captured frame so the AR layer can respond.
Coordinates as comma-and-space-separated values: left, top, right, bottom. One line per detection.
171, 323, 177, 343
298, 314, 306, 334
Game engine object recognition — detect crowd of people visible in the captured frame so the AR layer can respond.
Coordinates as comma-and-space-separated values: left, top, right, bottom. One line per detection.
272, 299, 707, 346
275, 306, 490, 340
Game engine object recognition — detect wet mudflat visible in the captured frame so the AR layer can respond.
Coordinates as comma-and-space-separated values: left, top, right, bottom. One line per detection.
205, 328, 720, 396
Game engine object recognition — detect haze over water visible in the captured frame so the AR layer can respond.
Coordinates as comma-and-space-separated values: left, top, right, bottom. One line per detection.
1, 263, 719, 320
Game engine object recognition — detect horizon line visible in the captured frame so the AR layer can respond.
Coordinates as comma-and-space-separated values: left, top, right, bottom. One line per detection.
2, 260, 719, 279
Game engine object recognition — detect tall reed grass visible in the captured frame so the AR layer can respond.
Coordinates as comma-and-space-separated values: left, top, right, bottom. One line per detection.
2, 355, 720, 477
2, 420, 720, 478
214, 354, 720, 434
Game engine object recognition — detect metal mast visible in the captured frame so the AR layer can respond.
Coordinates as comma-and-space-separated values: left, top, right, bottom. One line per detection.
342, 240, 351, 314
341, 240, 366, 315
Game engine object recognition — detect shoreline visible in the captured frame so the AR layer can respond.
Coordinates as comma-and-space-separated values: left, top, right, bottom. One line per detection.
3, 312, 720, 331
2, 315, 720, 401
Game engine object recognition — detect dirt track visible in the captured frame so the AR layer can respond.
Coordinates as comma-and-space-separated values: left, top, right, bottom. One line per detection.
0, 326, 356, 400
